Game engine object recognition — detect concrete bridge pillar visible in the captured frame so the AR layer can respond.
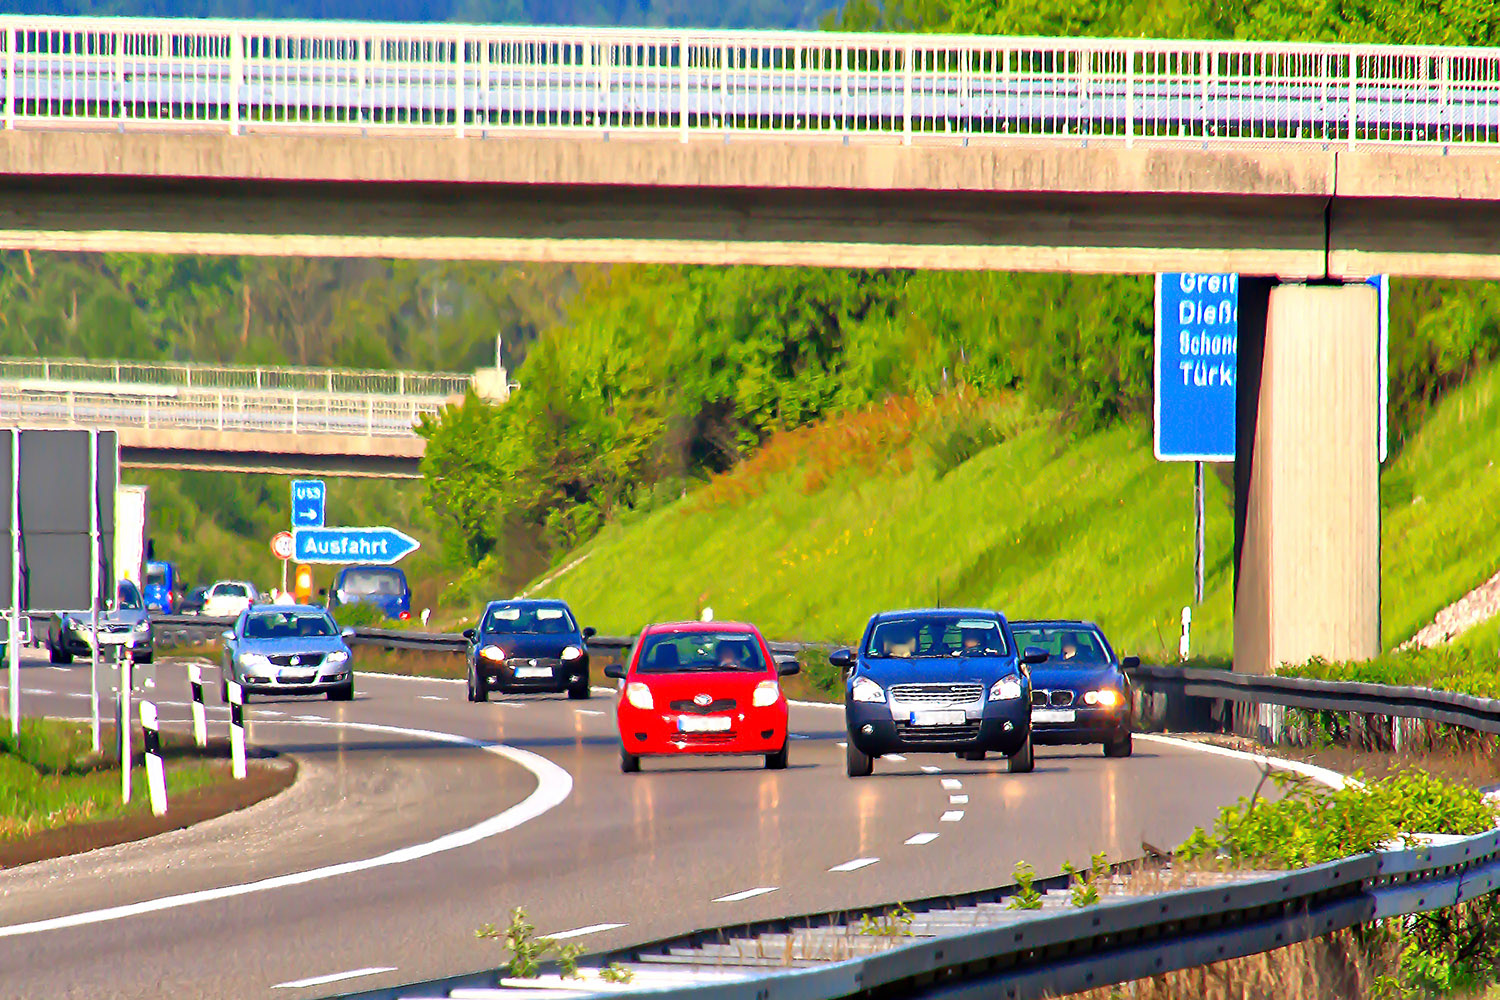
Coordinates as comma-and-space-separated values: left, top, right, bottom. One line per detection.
1233, 283, 1381, 710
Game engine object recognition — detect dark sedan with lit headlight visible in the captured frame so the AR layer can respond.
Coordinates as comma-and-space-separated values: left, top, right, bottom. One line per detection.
1009, 619, 1137, 757
463, 599, 595, 701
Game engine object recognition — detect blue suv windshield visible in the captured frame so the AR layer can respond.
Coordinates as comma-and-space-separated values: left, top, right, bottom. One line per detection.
865, 616, 1008, 659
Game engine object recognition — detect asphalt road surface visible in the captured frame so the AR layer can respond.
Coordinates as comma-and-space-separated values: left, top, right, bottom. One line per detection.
0, 650, 1269, 1000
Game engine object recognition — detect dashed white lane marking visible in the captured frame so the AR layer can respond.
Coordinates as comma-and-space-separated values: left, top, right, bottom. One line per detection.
949, 795, 969, 805
49, 666, 70, 673
0, 720, 573, 940
905, 833, 939, 846
22, 688, 52, 695
256, 710, 286, 717
829, 857, 879, 873
419, 695, 446, 701
273, 967, 397, 990
574, 710, 604, 717
836, 741, 847, 749
713, 886, 778, 903
883, 753, 906, 762
940, 810, 965, 823
920, 765, 942, 774
295, 715, 323, 722
547, 922, 626, 940
496, 702, 528, 708
940, 778, 962, 791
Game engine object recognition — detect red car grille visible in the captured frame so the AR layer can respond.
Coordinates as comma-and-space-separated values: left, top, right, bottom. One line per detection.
677, 732, 737, 745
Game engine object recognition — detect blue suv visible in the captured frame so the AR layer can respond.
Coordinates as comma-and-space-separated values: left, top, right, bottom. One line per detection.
831, 609, 1042, 777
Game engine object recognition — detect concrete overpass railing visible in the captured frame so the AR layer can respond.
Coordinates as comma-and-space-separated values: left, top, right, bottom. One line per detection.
1, 16, 1499, 148
0, 357, 472, 397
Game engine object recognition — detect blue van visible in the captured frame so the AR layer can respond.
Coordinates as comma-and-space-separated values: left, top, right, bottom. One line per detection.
329, 565, 411, 621
144, 561, 181, 614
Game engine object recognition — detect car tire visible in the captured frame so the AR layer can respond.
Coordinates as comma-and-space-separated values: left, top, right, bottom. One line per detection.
470, 667, 489, 703
49, 642, 72, 665
567, 677, 591, 700
960, 749, 986, 762
1008, 734, 1035, 774
1104, 731, 1133, 758
765, 743, 789, 770
845, 740, 874, 777
137, 651, 154, 665
620, 747, 641, 773
328, 682, 354, 702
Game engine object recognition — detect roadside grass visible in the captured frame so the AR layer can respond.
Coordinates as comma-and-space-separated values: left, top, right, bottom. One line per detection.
0, 718, 220, 842
1279, 616, 1500, 698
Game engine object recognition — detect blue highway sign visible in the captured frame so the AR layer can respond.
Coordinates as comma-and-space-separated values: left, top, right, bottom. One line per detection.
292, 526, 419, 565
290, 479, 326, 528
1155, 273, 1239, 462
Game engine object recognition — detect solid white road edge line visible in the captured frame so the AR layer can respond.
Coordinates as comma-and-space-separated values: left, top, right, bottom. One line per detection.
0, 719, 574, 940
713, 887, 778, 903
273, 967, 398, 990
1134, 733, 1352, 790
829, 858, 879, 873
546, 923, 627, 940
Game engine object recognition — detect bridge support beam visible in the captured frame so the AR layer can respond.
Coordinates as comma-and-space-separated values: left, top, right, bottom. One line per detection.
1233, 283, 1380, 728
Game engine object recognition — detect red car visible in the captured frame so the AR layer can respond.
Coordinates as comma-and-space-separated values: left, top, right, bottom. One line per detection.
604, 621, 799, 772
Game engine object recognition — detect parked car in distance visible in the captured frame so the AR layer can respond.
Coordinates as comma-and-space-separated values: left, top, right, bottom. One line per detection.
832, 609, 1041, 777
464, 599, 595, 701
202, 580, 260, 618
327, 565, 411, 621
220, 605, 355, 702
143, 561, 182, 614
48, 580, 154, 664
177, 585, 208, 616
1009, 619, 1137, 758
605, 621, 798, 773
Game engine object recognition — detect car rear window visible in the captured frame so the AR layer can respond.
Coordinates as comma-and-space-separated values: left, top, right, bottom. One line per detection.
216, 584, 248, 598
1011, 626, 1109, 665
866, 615, 1008, 659
636, 632, 765, 673
340, 568, 407, 597
482, 604, 578, 635
145, 565, 167, 586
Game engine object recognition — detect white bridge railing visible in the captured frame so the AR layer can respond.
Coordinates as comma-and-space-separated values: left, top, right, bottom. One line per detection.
0, 16, 1499, 148
0, 357, 472, 397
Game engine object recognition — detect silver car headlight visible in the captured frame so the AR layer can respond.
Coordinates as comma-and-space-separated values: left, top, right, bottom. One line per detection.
989, 674, 1024, 701
850, 677, 886, 703
325, 650, 350, 665
134, 620, 151, 632
69, 621, 90, 635
239, 652, 272, 669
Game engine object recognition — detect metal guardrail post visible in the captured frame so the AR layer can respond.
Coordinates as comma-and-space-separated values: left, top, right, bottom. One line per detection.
903, 41, 913, 144
229, 25, 242, 134
1348, 49, 1358, 148
4, 25, 15, 131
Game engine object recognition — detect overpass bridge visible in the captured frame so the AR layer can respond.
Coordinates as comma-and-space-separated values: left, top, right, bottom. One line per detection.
3, 16, 1492, 688
0, 358, 483, 477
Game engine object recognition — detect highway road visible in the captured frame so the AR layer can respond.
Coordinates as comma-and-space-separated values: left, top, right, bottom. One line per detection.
0, 649, 1270, 1000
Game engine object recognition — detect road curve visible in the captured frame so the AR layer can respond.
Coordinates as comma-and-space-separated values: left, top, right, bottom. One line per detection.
0, 653, 1269, 999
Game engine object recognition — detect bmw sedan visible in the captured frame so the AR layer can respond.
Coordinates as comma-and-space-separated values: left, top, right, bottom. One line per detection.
220, 605, 355, 701
1010, 619, 1137, 757
463, 599, 595, 701
832, 609, 1044, 777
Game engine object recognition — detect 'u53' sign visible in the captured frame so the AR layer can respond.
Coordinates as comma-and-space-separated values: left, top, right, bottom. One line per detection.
1153, 274, 1388, 463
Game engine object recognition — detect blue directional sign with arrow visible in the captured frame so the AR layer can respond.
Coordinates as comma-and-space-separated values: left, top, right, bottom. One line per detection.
290, 479, 326, 528
292, 526, 420, 565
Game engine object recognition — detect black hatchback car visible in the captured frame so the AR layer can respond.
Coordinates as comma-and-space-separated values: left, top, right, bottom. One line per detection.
1009, 619, 1137, 757
464, 599, 596, 701
831, 609, 1044, 777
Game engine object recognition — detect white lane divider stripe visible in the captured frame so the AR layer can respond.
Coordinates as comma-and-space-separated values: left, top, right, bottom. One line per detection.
940, 810, 965, 822
828, 857, 879, 873
574, 710, 604, 717
883, 754, 906, 762
836, 741, 847, 749
419, 695, 446, 701
905, 833, 939, 845
48, 666, 70, 673
919, 765, 942, 774
273, 967, 397, 990
22, 688, 52, 695
496, 702, 528, 708
0, 720, 573, 940
949, 795, 969, 805
546, 922, 626, 940
940, 778, 962, 791
713, 887, 778, 903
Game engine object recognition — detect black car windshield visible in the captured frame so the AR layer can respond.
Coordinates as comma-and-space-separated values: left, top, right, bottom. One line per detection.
482, 603, 578, 635
244, 611, 338, 640
865, 616, 1009, 658
117, 581, 143, 610
1011, 626, 1110, 665
636, 632, 765, 673
340, 568, 406, 597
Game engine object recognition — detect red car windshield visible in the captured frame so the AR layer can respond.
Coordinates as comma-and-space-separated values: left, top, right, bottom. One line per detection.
636, 632, 765, 673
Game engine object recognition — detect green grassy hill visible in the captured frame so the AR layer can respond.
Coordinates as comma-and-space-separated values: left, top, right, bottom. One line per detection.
533, 362, 1500, 662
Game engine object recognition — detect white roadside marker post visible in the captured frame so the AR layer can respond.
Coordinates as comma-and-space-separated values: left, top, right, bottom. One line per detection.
118, 642, 132, 804
188, 663, 208, 747
140, 700, 167, 816
228, 680, 247, 780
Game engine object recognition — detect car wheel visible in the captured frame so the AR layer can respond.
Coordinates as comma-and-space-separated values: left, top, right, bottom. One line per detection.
471, 667, 489, 703
567, 676, 591, 700
137, 651, 154, 665
845, 740, 874, 777
960, 749, 986, 761
48, 642, 72, 665
1008, 733, 1035, 774
620, 747, 641, 773
328, 682, 354, 702
1104, 731, 1133, 758
765, 743, 789, 770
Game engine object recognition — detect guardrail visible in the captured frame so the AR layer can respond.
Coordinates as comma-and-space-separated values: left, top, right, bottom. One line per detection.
4, 16, 1500, 149
0, 385, 443, 437
0, 357, 472, 397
